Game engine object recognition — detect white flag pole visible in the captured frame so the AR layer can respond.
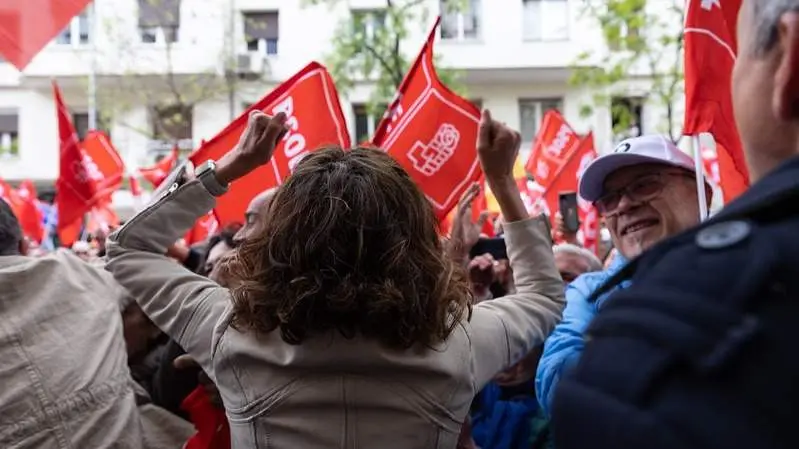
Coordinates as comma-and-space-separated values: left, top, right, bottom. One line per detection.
691, 134, 709, 220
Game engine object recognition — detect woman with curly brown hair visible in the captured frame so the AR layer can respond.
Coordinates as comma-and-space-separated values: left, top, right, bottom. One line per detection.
105, 110, 564, 449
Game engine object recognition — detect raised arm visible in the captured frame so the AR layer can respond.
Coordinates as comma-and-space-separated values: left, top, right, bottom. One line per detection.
106, 110, 290, 375
468, 110, 566, 388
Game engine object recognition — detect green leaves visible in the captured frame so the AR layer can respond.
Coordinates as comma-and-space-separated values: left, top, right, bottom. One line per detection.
569, 0, 685, 141
309, 0, 466, 112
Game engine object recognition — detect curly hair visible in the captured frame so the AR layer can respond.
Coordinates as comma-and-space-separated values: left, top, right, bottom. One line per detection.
225, 146, 472, 350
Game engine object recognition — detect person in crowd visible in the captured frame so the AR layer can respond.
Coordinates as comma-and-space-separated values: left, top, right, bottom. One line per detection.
552, 243, 602, 284
105, 109, 565, 448
0, 198, 145, 448
234, 187, 277, 244
551, 1, 799, 447
535, 134, 712, 417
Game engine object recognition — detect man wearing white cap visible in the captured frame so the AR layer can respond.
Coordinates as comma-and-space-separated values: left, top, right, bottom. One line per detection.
535, 134, 711, 416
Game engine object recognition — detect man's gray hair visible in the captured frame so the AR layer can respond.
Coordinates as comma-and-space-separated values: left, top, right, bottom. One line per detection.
553, 243, 603, 272
754, 0, 799, 53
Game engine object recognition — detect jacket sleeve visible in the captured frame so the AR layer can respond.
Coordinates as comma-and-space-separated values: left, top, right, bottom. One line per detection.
535, 278, 597, 417
105, 180, 229, 378
469, 216, 565, 389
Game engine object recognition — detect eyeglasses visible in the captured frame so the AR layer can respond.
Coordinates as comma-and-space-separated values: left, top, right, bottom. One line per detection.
594, 172, 694, 215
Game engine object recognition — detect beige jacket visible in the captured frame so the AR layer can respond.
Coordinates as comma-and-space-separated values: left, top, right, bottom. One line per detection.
105, 179, 565, 449
0, 250, 144, 448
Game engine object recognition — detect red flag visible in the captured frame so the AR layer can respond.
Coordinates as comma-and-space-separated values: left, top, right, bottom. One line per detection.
81, 130, 125, 201
0, 178, 44, 243
140, 146, 178, 187
372, 17, 482, 220
184, 210, 220, 246
0, 0, 92, 71
54, 81, 94, 245
190, 62, 350, 225
524, 110, 581, 187
541, 135, 601, 253
683, 0, 748, 202
128, 175, 142, 197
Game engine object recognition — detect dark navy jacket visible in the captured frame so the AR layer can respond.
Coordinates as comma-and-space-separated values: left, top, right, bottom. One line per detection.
551, 156, 799, 449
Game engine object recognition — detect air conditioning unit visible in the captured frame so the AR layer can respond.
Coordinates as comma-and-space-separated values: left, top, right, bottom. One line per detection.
236, 53, 268, 79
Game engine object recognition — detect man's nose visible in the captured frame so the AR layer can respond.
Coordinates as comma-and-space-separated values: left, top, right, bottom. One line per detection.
614, 191, 638, 214
233, 226, 248, 245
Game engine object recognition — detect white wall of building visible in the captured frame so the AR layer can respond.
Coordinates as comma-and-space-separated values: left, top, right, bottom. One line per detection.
0, 0, 686, 203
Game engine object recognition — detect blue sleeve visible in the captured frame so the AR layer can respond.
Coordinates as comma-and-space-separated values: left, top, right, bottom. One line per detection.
535, 277, 597, 417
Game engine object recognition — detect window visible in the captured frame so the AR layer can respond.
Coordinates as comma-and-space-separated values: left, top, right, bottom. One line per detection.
518, 98, 563, 143
244, 12, 279, 55
522, 0, 569, 41
352, 103, 387, 144
611, 97, 644, 141
352, 9, 386, 40
72, 112, 109, 140
148, 104, 193, 152
138, 0, 180, 44
56, 9, 91, 46
441, 0, 481, 40
0, 113, 19, 157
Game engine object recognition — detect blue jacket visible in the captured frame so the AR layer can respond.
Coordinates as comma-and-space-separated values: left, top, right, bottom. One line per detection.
535, 255, 630, 417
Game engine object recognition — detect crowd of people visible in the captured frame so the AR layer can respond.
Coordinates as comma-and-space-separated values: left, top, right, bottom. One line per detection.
2, 0, 799, 447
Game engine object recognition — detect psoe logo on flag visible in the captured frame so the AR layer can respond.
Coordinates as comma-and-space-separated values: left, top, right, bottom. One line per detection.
407, 123, 460, 176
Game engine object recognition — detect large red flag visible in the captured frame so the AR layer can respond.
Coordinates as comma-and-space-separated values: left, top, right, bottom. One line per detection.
54, 81, 94, 245
190, 62, 350, 225
683, 0, 749, 202
0, 178, 44, 243
372, 17, 482, 220
0, 0, 92, 70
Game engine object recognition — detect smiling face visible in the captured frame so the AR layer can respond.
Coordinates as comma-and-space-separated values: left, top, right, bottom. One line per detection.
602, 163, 702, 259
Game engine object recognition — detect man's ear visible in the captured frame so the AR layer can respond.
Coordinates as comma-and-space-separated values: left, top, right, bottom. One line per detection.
773, 12, 799, 120
18, 238, 29, 256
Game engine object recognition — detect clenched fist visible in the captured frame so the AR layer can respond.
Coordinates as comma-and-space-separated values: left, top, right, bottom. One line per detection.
477, 109, 521, 182
215, 110, 289, 184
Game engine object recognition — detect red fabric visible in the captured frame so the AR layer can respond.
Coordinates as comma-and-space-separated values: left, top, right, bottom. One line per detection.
542, 135, 600, 253
128, 175, 142, 198
0, 0, 92, 70
683, 0, 748, 202
190, 62, 350, 225
86, 200, 120, 235
0, 179, 44, 243
184, 210, 220, 246
371, 17, 482, 220
81, 130, 124, 202
523, 110, 581, 187
181, 387, 230, 449
54, 81, 94, 246
140, 147, 178, 188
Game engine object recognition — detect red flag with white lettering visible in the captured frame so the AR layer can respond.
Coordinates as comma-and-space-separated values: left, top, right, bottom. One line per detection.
190, 62, 350, 225
0, 0, 92, 70
81, 130, 125, 202
543, 134, 600, 253
372, 17, 482, 220
524, 110, 581, 188
683, 0, 748, 202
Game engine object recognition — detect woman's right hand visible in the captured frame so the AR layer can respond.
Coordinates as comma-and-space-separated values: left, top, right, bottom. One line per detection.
215, 111, 289, 185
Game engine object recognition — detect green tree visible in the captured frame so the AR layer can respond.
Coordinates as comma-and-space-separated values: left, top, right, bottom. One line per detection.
302, 0, 466, 116
570, 0, 685, 142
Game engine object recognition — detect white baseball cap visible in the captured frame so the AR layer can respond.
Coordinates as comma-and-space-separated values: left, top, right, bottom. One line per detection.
578, 135, 699, 202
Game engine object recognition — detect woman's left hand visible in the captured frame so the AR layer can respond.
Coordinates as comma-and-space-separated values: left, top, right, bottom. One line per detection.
215, 111, 289, 185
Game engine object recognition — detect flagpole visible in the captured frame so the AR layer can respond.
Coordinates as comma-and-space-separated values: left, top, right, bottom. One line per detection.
691, 135, 709, 220
88, 0, 98, 130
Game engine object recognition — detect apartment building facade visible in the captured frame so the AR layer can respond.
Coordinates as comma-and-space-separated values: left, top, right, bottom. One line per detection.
0, 0, 684, 209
